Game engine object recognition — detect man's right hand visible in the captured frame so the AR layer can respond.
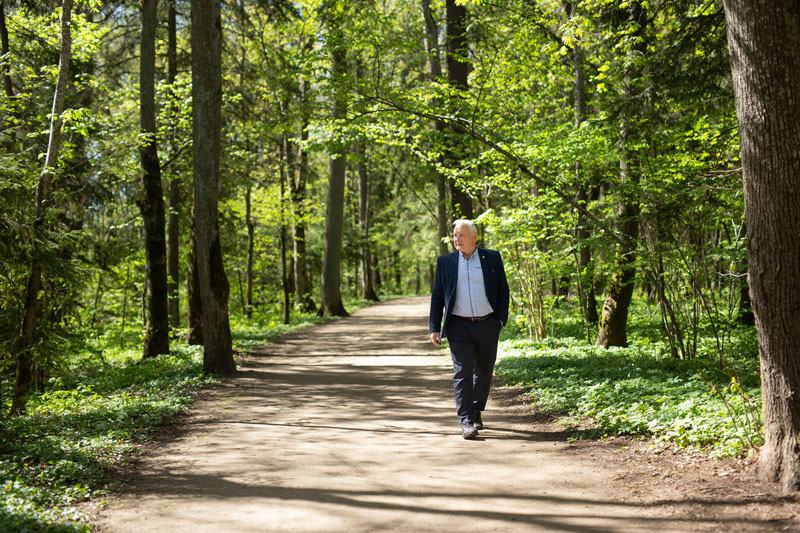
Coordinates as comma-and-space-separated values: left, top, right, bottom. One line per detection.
430, 332, 441, 346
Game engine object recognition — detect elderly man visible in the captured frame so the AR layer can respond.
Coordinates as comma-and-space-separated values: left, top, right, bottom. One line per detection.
429, 219, 510, 439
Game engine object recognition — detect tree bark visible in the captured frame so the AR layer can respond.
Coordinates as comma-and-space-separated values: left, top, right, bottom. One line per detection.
319, 4, 349, 317
186, 211, 203, 345
358, 140, 379, 301
596, 1, 645, 348
289, 79, 316, 313
566, 2, 598, 326
245, 185, 254, 319
279, 169, 291, 324
595, 184, 639, 347
420, 0, 450, 254
1, 1, 16, 152
11, 0, 73, 415
138, 0, 170, 358
191, 0, 235, 373
445, 0, 473, 220
723, 0, 800, 492
167, 0, 181, 330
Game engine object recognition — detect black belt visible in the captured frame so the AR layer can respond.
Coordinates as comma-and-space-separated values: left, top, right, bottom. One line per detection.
453, 314, 492, 323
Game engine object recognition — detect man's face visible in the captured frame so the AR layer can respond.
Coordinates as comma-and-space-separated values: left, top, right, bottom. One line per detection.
452, 223, 477, 256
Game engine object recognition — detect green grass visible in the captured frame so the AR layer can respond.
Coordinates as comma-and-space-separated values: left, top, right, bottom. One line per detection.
0, 345, 215, 532
495, 321, 763, 457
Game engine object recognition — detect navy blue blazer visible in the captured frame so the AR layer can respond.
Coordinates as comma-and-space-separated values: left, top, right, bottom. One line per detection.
429, 248, 510, 338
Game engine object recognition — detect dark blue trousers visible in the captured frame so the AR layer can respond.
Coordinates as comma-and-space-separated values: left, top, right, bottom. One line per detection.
447, 316, 502, 424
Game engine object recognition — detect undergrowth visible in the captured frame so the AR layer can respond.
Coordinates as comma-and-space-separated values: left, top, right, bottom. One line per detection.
0, 344, 214, 532
495, 322, 763, 457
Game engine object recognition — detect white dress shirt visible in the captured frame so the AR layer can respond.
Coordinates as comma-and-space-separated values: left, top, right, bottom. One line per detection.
451, 250, 494, 318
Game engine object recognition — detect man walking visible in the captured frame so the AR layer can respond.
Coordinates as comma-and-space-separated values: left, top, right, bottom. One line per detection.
430, 219, 510, 439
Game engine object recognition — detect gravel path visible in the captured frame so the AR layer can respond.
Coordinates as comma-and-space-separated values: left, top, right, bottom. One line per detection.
93, 296, 790, 532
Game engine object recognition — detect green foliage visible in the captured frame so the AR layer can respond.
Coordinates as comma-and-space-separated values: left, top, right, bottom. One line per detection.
495, 315, 762, 458
0, 342, 215, 532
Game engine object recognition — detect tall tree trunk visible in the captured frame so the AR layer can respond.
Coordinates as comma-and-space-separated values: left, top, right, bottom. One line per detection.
565, 1, 598, 326
138, 0, 170, 359
319, 5, 348, 317
290, 79, 316, 313
595, 164, 639, 347
191, 0, 235, 373
186, 211, 203, 345
596, 1, 645, 348
167, 0, 181, 330
420, 0, 450, 254
245, 185, 254, 319
444, 0, 473, 220
10, 0, 73, 415
279, 170, 291, 324
1, 1, 16, 153
724, 0, 800, 492
358, 140, 379, 301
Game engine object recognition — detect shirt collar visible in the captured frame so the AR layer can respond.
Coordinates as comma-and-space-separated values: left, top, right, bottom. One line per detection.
458, 248, 479, 261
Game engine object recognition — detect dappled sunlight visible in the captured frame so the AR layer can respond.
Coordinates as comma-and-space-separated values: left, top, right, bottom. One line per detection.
96, 296, 779, 532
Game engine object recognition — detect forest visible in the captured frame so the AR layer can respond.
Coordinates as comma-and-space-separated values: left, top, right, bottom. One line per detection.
1, 0, 799, 530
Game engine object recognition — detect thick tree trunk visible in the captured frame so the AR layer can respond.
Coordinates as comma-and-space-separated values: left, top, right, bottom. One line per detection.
138, 0, 170, 358
596, 149, 640, 348
191, 0, 235, 373
444, 0, 473, 220
167, 0, 181, 330
11, 0, 73, 415
245, 185, 254, 319
420, 0, 450, 254
723, 0, 800, 492
319, 9, 348, 318
358, 141, 379, 301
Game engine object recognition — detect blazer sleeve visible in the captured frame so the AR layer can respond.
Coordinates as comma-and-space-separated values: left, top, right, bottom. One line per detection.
429, 256, 445, 333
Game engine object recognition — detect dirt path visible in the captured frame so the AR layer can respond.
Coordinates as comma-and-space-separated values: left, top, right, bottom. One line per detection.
94, 296, 798, 532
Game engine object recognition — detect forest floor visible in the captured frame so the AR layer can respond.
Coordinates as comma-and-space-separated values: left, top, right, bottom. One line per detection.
88, 296, 799, 532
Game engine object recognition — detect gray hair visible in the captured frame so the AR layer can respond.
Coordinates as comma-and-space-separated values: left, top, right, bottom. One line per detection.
453, 219, 478, 235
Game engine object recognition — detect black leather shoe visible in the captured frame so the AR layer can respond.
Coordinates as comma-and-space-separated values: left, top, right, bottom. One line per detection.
474, 411, 484, 430
461, 421, 478, 439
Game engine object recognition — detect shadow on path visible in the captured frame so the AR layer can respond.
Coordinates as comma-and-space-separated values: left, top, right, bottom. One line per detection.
94, 296, 789, 533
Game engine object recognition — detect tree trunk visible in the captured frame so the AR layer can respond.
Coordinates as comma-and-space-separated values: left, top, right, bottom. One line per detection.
1, 0, 16, 153
358, 141, 379, 301
191, 0, 235, 373
245, 185, 254, 319
186, 212, 203, 345
10, 0, 73, 415
319, 7, 349, 318
420, 0, 450, 254
279, 171, 291, 325
138, 0, 170, 359
596, 1, 645, 348
723, 0, 800, 492
167, 0, 181, 330
445, 0, 473, 220
566, 6, 599, 325
289, 79, 316, 313
596, 143, 640, 348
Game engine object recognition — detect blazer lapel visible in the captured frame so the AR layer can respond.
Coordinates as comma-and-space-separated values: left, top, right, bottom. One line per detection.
478, 248, 490, 288
446, 251, 458, 305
